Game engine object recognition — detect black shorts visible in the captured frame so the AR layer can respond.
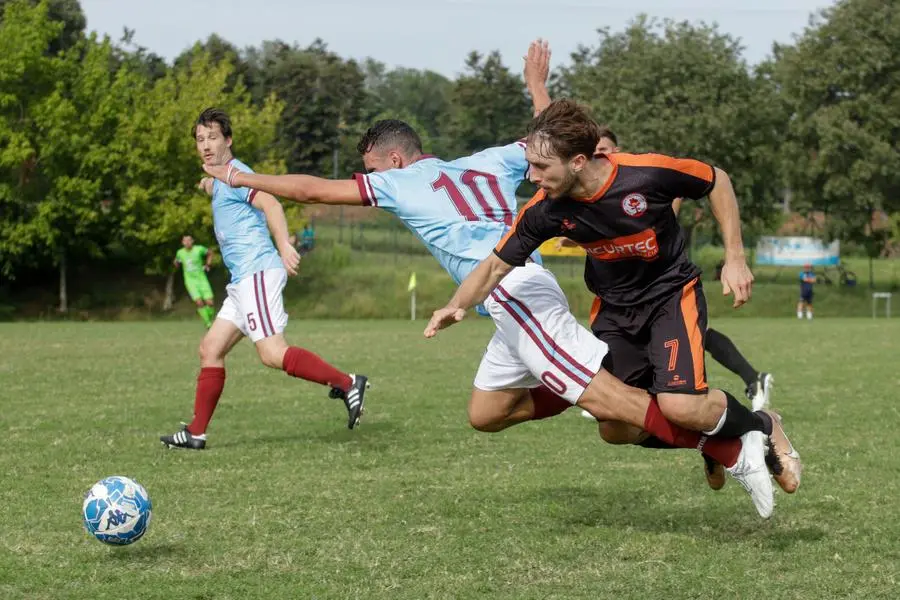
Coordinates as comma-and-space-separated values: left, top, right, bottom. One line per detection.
800, 288, 813, 304
590, 278, 709, 395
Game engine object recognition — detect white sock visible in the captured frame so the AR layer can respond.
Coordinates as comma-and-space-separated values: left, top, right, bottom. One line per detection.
703, 408, 727, 436
806, 311, 813, 320
797, 311, 803, 319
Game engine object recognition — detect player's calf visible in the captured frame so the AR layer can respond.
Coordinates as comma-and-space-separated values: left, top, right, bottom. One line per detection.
596, 420, 647, 445
656, 390, 726, 433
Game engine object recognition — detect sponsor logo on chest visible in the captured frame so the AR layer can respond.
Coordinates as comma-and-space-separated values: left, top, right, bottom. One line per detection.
582, 228, 659, 261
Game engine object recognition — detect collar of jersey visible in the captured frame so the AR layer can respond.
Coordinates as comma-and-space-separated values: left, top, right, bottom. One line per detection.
570, 154, 618, 203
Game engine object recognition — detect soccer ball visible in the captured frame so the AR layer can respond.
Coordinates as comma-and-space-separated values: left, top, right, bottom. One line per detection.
82, 476, 152, 545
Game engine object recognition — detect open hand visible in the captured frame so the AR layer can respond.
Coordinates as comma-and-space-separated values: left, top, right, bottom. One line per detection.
524, 38, 551, 86
202, 163, 240, 187
424, 306, 466, 338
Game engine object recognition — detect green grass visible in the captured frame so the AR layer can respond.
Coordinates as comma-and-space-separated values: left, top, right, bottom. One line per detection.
1, 319, 899, 599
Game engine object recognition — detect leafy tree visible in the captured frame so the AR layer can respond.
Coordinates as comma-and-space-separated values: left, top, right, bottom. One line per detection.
114, 54, 284, 283
0, 0, 84, 52
174, 33, 254, 94
770, 0, 900, 285
559, 16, 785, 257
363, 60, 453, 156
245, 39, 368, 176
446, 51, 531, 156
0, 1, 148, 309
0, 0, 66, 280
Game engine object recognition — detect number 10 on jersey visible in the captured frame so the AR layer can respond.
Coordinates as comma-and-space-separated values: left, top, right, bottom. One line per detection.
431, 170, 513, 226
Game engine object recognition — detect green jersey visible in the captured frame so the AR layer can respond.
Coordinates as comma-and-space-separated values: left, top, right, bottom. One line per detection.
175, 246, 208, 276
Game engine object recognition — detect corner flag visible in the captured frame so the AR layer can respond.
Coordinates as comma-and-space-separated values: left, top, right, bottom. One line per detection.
407, 272, 417, 292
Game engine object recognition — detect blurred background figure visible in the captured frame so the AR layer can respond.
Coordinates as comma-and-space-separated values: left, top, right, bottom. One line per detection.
798, 263, 816, 320
174, 234, 215, 328
300, 223, 316, 255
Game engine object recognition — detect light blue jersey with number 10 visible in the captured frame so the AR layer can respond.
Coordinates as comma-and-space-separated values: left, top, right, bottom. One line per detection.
352, 141, 539, 285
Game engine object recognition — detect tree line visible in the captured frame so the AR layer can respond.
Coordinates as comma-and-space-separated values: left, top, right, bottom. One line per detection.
2, 0, 899, 309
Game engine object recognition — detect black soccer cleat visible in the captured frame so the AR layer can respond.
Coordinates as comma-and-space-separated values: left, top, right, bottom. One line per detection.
745, 372, 773, 411
160, 425, 207, 450
329, 374, 369, 430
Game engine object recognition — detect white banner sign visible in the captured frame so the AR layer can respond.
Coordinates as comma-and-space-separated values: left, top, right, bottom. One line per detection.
755, 236, 840, 266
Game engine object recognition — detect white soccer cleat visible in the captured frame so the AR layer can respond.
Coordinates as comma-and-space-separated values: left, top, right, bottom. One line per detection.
726, 430, 775, 519
580, 409, 597, 420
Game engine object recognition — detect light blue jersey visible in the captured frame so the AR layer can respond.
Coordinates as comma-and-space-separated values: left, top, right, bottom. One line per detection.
354, 141, 539, 286
212, 158, 283, 283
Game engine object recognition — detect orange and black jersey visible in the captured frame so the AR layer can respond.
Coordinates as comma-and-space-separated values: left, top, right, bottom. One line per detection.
494, 152, 716, 306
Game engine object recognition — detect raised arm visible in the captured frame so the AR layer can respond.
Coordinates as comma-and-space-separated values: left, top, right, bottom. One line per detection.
251, 191, 301, 276
424, 254, 515, 338
524, 39, 552, 117
203, 164, 363, 206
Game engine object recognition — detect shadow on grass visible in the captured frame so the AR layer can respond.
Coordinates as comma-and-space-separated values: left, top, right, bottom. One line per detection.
210, 419, 406, 450
531, 485, 826, 549
102, 541, 186, 561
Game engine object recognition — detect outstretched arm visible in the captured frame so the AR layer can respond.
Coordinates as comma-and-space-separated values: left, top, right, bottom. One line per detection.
424, 254, 514, 338
203, 164, 363, 206
524, 39, 552, 116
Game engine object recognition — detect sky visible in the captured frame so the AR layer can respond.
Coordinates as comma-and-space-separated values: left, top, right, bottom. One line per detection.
79, 0, 836, 77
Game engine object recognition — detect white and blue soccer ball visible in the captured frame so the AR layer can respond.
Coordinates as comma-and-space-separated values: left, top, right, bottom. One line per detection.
82, 476, 152, 546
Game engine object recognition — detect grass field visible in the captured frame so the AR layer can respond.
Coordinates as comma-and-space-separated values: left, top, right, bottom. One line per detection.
1, 319, 899, 599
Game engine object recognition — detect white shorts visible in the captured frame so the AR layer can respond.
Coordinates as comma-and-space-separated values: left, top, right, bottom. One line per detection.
473, 262, 608, 404
217, 269, 288, 342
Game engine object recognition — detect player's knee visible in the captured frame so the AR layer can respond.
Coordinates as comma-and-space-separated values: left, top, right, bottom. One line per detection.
198, 339, 218, 364
257, 346, 283, 369
467, 399, 506, 432
467, 407, 503, 432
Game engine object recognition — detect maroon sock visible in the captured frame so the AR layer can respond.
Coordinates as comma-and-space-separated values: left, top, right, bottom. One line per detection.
530, 385, 573, 420
282, 346, 353, 391
186, 367, 226, 435
642, 397, 741, 467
